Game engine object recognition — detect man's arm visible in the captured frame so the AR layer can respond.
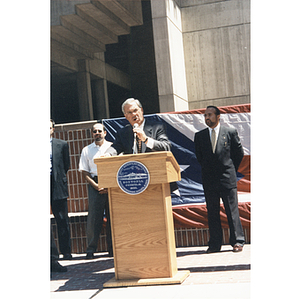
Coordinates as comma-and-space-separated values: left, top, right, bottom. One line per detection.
139, 121, 171, 152
105, 126, 130, 156
230, 129, 244, 171
82, 170, 98, 190
62, 141, 70, 173
105, 145, 118, 156
81, 170, 108, 194
79, 147, 108, 193
194, 132, 203, 166
151, 124, 171, 151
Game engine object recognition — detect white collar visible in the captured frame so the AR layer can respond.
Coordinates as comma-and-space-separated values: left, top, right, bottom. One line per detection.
92, 140, 107, 148
135, 119, 145, 130
209, 123, 220, 134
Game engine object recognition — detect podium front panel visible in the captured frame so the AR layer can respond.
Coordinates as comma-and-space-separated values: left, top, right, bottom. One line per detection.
109, 183, 177, 280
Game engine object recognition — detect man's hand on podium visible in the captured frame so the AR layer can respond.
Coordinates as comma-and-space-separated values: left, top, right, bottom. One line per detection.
98, 188, 108, 194
100, 153, 111, 158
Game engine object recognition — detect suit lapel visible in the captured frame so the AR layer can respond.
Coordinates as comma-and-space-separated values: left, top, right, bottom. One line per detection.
143, 120, 152, 152
203, 128, 211, 147
215, 126, 226, 155
126, 125, 135, 153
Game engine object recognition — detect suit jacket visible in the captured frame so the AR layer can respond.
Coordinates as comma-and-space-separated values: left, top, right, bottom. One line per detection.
106, 119, 171, 156
194, 125, 244, 191
51, 138, 70, 201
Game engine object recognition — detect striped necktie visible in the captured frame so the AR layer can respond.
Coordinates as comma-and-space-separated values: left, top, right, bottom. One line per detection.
137, 137, 142, 153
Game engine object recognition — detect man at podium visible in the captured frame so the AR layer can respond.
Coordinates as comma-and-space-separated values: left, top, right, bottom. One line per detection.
94, 99, 190, 285
105, 98, 171, 156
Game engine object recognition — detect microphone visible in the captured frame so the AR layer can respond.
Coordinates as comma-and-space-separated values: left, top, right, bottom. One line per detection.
133, 123, 138, 137
133, 123, 138, 154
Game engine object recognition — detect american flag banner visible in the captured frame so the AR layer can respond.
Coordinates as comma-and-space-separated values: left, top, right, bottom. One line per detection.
103, 103, 250, 207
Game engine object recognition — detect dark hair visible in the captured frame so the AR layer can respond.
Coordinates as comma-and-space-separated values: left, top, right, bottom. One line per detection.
92, 122, 106, 132
50, 119, 55, 128
206, 105, 220, 116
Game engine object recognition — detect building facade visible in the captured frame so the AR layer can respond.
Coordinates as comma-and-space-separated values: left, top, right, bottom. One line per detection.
50, 0, 251, 253
51, 0, 250, 123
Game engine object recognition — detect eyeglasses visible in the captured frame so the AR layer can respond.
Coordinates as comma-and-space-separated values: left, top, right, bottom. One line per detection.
93, 129, 102, 133
125, 108, 140, 115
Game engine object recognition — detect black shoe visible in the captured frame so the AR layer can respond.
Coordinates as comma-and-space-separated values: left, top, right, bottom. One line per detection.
233, 244, 243, 252
206, 247, 221, 254
51, 261, 67, 272
86, 252, 94, 259
62, 253, 73, 260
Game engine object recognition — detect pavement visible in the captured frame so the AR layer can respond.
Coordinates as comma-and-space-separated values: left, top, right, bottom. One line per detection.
50, 244, 251, 299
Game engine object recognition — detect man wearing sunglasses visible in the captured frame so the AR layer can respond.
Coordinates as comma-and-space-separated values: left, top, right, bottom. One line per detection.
79, 123, 113, 259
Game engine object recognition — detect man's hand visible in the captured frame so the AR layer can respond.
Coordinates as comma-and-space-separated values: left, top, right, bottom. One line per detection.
100, 153, 111, 157
82, 171, 108, 194
90, 178, 108, 194
133, 127, 147, 142
98, 188, 108, 194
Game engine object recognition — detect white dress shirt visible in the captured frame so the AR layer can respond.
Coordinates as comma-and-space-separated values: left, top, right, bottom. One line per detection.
208, 123, 220, 143
79, 140, 112, 177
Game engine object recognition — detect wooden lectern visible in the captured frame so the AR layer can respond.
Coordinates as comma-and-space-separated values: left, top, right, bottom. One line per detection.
94, 151, 190, 287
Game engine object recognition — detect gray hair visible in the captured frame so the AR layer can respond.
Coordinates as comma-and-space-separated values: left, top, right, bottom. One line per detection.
121, 98, 143, 114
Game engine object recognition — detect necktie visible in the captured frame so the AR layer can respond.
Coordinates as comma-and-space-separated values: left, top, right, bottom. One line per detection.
137, 137, 142, 153
211, 129, 216, 153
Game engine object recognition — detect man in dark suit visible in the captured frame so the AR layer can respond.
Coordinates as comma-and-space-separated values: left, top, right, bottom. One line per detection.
194, 106, 245, 253
105, 98, 171, 156
50, 119, 72, 261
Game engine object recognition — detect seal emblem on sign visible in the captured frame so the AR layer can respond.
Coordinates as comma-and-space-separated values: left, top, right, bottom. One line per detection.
117, 161, 150, 195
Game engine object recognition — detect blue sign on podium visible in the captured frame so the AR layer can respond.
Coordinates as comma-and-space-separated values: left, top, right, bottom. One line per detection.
117, 161, 150, 195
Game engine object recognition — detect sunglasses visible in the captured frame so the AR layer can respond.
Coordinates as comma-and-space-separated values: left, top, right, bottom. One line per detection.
93, 129, 102, 133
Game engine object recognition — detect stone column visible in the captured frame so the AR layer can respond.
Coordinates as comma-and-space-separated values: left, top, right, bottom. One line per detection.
150, 0, 188, 112
93, 78, 110, 120
77, 59, 94, 121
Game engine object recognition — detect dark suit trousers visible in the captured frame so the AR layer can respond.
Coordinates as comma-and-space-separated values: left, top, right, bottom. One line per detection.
204, 187, 245, 249
51, 199, 72, 255
86, 185, 113, 254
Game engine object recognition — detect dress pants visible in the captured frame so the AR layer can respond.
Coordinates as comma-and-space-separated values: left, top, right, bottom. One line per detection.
204, 187, 245, 249
86, 185, 113, 254
51, 199, 72, 255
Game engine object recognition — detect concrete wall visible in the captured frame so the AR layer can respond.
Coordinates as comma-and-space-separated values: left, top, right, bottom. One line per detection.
151, 0, 189, 112
150, 0, 250, 111
181, 0, 250, 109
51, 0, 250, 124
